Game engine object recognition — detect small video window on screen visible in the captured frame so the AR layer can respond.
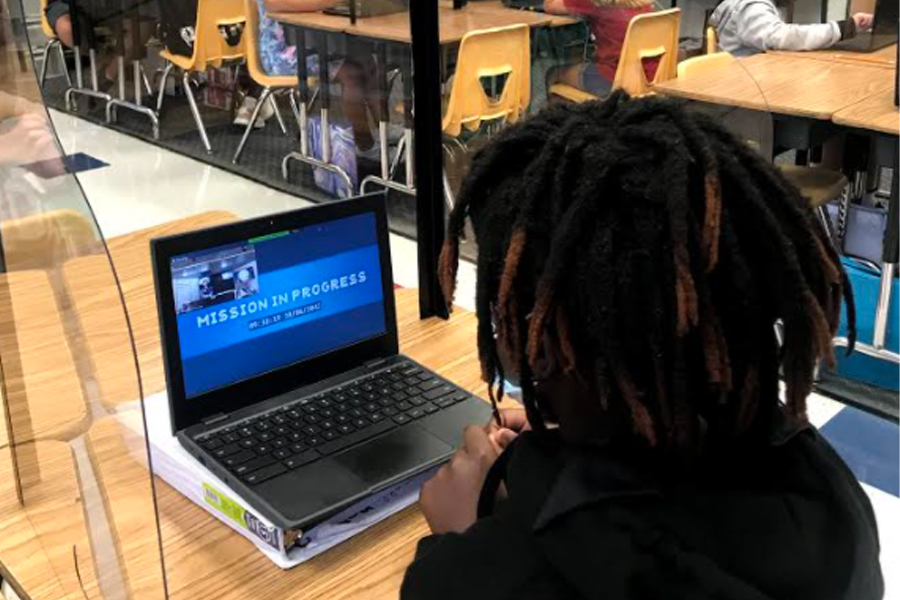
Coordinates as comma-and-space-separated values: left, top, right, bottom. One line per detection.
172, 246, 259, 315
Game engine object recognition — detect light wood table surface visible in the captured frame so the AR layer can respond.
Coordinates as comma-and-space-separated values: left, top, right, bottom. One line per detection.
2, 212, 488, 600
773, 43, 897, 69
0, 270, 88, 446
62, 212, 235, 409
832, 88, 899, 135
272, 4, 563, 44
654, 52, 895, 120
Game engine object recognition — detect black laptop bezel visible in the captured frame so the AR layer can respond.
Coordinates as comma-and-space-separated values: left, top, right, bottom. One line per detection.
152, 193, 399, 434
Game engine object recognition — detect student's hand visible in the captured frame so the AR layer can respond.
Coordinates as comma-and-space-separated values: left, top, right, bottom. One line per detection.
486, 406, 530, 454
0, 113, 58, 168
419, 425, 498, 535
852, 13, 874, 31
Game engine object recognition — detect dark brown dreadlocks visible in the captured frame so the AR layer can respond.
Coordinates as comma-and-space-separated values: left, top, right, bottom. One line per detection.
439, 92, 855, 452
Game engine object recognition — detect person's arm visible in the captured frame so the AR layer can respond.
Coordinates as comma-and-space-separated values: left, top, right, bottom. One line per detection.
543, 0, 571, 15
263, 0, 339, 13
735, 0, 855, 52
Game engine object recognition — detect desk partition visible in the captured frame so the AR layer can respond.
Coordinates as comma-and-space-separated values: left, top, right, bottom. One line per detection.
0, 3, 168, 599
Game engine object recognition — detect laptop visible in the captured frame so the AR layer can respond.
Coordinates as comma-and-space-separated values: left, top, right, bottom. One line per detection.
324, 0, 409, 19
152, 194, 492, 533
832, 0, 898, 52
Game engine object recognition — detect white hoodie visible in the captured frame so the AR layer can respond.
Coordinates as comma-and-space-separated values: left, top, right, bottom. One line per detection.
709, 0, 851, 56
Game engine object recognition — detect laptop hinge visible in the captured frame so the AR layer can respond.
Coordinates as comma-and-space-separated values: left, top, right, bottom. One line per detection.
202, 413, 229, 426
364, 358, 387, 370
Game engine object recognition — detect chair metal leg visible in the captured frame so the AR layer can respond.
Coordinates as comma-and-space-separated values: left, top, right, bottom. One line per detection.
288, 89, 302, 129
183, 72, 212, 154
39, 41, 52, 88
232, 87, 271, 164
442, 169, 456, 211
55, 41, 71, 86
270, 93, 287, 136
156, 62, 173, 113
141, 64, 152, 97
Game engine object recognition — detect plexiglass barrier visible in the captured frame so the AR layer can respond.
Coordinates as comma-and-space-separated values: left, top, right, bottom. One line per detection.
0, 1, 167, 599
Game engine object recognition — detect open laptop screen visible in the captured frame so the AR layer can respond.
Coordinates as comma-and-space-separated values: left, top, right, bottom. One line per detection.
169, 212, 386, 398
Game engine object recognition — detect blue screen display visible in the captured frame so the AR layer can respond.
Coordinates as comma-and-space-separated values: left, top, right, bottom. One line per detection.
170, 212, 386, 398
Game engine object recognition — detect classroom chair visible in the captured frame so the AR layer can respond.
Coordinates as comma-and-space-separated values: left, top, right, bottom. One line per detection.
442, 24, 531, 138
1, 209, 99, 271
550, 8, 681, 103
38, 0, 71, 89
706, 25, 719, 54
232, 0, 296, 164
442, 24, 531, 208
156, 0, 247, 154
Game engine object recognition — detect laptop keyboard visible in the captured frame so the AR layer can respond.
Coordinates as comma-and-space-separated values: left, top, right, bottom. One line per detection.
193, 362, 471, 486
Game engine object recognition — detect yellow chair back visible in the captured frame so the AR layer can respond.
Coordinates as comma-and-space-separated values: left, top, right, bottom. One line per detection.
1, 210, 99, 271
706, 25, 719, 54
163, 0, 246, 71
242, 0, 296, 87
676, 51, 735, 79
442, 24, 531, 138
39, 0, 56, 39
612, 8, 681, 97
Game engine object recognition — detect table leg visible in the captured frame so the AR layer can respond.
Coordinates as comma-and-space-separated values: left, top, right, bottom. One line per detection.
872, 142, 898, 352
402, 45, 415, 190
281, 26, 353, 194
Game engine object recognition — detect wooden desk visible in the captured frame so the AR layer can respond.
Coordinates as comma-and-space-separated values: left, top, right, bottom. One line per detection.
654, 53, 895, 120
773, 43, 897, 69
3, 213, 487, 600
0, 441, 100, 600
0, 271, 88, 445
62, 211, 236, 409
832, 88, 899, 135
272, 5, 559, 45
439, 1, 578, 27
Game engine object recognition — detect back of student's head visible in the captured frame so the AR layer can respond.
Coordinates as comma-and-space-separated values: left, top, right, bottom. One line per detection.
439, 92, 854, 456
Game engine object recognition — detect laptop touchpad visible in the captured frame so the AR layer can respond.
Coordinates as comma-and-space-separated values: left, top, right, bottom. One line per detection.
334, 427, 452, 486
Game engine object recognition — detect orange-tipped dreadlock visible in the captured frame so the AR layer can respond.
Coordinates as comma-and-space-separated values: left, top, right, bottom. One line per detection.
437, 92, 854, 453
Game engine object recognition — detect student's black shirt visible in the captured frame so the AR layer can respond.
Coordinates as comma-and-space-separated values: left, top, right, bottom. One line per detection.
401, 423, 883, 600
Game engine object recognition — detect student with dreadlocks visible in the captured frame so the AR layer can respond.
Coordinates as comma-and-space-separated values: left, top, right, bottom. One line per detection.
400, 93, 883, 600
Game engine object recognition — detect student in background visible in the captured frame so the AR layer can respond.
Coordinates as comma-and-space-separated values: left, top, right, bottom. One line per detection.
544, 0, 656, 97
401, 94, 883, 600
44, 0, 73, 47
710, 0, 873, 56
246, 0, 378, 155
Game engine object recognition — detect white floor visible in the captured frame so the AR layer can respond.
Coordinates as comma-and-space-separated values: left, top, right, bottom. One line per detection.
48, 109, 479, 312
48, 108, 896, 597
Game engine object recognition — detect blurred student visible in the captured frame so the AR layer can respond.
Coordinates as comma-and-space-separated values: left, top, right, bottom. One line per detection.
245, 0, 378, 155
710, 0, 873, 56
45, 0, 157, 89
544, 0, 656, 97
401, 93, 883, 600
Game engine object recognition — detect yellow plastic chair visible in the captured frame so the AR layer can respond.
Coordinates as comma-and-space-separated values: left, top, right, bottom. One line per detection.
232, 0, 296, 164
156, 0, 247, 154
706, 25, 719, 54
442, 24, 531, 138
38, 0, 72, 89
550, 8, 681, 102
1, 209, 99, 271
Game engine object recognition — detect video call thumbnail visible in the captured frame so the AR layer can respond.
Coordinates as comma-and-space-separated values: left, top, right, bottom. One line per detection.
173, 245, 260, 315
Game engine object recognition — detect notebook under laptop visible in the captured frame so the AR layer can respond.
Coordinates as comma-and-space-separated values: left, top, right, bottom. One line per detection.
152, 194, 492, 533
832, 0, 898, 52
